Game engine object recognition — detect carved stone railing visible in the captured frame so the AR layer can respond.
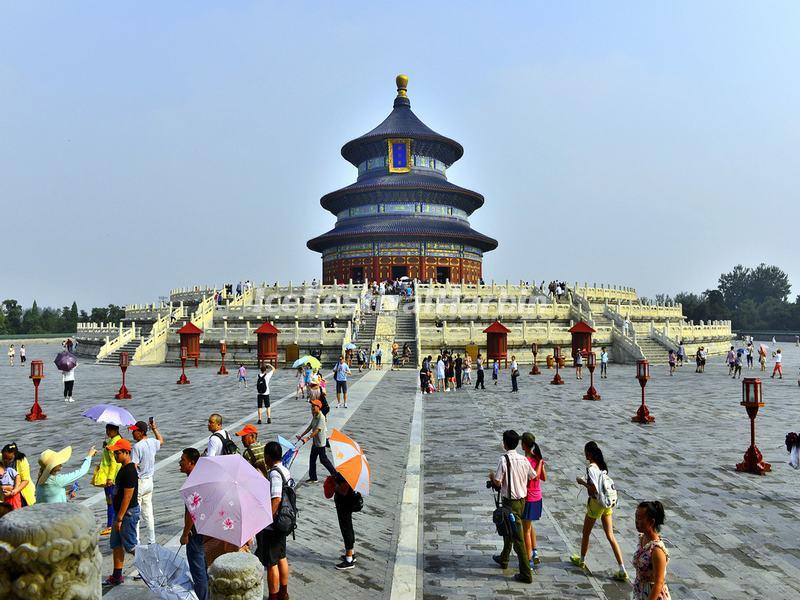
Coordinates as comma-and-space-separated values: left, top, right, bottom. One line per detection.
96, 322, 138, 362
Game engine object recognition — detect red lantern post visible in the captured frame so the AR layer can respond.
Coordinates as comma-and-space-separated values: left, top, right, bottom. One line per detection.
631, 359, 654, 423
114, 351, 132, 399
529, 342, 541, 375
26, 360, 47, 421
177, 346, 190, 385
550, 346, 565, 385
736, 378, 771, 475
218, 340, 229, 375
583, 351, 601, 400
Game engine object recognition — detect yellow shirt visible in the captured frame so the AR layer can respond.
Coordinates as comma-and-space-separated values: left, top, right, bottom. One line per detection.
93, 434, 122, 485
13, 457, 36, 506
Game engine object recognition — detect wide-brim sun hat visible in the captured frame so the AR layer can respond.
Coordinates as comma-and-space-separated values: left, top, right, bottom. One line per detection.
37, 446, 73, 484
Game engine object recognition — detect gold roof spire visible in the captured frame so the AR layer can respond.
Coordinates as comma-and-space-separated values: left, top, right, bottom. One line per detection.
396, 74, 409, 98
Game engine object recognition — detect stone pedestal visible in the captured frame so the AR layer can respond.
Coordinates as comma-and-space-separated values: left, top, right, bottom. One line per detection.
208, 551, 263, 600
0, 503, 102, 599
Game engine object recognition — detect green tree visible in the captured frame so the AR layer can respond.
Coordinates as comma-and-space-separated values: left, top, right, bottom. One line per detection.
2, 300, 23, 333
718, 264, 751, 310
107, 304, 125, 322
748, 263, 791, 304
21, 300, 43, 333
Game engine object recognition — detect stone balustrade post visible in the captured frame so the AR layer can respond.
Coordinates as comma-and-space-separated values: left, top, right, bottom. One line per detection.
0, 503, 102, 599
208, 551, 264, 600
546, 320, 551, 340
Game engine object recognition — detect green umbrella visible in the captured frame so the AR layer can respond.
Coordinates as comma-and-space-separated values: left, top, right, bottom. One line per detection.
293, 355, 321, 369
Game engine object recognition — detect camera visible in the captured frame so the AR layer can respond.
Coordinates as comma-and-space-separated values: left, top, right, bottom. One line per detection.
486, 479, 500, 491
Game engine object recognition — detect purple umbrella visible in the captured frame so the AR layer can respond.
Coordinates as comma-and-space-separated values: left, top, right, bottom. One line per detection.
180, 455, 272, 548
81, 404, 136, 426
54, 351, 77, 372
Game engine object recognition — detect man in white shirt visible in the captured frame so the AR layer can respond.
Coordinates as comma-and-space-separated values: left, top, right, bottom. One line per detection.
130, 419, 164, 545
256, 441, 292, 600
488, 430, 536, 584
205, 413, 231, 457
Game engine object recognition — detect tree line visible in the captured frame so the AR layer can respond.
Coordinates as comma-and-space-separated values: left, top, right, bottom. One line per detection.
656, 263, 799, 332
0, 300, 126, 335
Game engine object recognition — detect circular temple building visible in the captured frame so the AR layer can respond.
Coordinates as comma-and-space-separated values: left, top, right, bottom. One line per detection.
307, 75, 497, 284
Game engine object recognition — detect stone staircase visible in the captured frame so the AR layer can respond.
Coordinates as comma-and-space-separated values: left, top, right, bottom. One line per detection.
636, 336, 671, 364
394, 297, 418, 368
97, 339, 140, 366
353, 311, 378, 357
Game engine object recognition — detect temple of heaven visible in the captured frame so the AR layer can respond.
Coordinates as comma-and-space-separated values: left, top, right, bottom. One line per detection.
307, 74, 497, 284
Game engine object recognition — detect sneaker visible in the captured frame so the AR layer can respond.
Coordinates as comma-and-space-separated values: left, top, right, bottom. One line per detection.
257, 419, 262, 424
532, 549, 540, 564
335, 559, 355, 570
306, 478, 319, 484
336, 404, 342, 409
612, 569, 629, 582
492, 554, 508, 569
267, 418, 272, 424
339, 554, 357, 563
569, 554, 585, 568
103, 575, 124, 586
343, 404, 348, 409
513, 573, 533, 584
100, 527, 112, 536
69, 397, 75, 403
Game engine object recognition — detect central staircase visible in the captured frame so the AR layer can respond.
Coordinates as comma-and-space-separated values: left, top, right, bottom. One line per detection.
97, 339, 140, 366
394, 297, 418, 368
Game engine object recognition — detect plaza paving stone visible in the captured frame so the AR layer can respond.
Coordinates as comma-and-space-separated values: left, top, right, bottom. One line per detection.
2, 341, 800, 598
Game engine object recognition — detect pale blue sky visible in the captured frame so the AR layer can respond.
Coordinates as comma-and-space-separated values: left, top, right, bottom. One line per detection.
2, 2, 798, 308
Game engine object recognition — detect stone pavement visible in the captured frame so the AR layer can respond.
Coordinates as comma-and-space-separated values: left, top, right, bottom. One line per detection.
2, 342, 800, 598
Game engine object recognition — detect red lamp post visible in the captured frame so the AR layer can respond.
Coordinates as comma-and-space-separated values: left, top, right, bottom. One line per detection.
631, 359, 655, 423
529, 342, 541, 375
26, 360, 47, 421
218, 340, 229, 375
114, 352, 132, 399
550, 346, 565, 385
583, 351, 601, 400
177, 346, 190, 385
736, 377, 771, 475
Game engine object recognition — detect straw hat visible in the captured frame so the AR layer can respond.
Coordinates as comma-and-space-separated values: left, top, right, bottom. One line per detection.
37, 446, 72, 485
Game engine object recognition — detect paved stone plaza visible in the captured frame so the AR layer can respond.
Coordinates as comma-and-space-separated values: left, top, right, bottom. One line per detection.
2, 341, 800, 598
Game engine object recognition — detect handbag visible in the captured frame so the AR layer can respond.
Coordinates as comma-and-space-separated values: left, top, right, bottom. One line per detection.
491, 455, 517, 537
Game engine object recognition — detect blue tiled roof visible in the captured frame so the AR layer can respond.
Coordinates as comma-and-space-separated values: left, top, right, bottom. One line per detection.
306, 216, 498, 253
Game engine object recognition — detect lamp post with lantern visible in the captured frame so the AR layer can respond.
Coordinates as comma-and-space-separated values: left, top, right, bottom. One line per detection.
177, 346, 190, 385
218, 340, 229, 375
114, 351, 132, 399
736, 377, 771, 475
529, 343, 541, 375
631, 359, 654, 423
583, 351, 601, 400
550, 346, 565, 385
26, 360, 47, 421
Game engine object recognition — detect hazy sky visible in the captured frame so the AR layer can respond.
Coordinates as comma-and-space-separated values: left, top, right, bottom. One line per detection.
2, 2, 799, 309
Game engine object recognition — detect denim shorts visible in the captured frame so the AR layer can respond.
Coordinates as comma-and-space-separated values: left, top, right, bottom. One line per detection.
110, 505, 141, 552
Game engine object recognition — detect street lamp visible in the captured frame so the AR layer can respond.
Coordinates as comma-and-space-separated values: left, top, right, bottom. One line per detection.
529, 342, 541, 375
114, 351, 132, 399
26, 360, 47, 421
218, 340, 229, 375
583, 351, 601, 400
177, 346, 190, 385
735, 377, 771, 475
631, 359, 654, 423
550, 346, 565, 385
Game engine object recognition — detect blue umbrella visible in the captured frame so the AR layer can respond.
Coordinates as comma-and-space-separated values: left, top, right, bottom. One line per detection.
134, 543, 197, 600
81, 404, 136, 426
345, 343, 358, 350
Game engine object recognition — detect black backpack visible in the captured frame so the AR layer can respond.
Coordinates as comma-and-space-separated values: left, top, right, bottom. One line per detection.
319, 392, 330, 416
269, 467, 298, 538
213, 432, 239, 456
257, 374, 267, 395
352, 491, 364, 513
491, 456, 517, 537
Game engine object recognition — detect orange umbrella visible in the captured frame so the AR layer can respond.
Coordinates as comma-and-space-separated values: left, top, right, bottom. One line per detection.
329, 429, 370, 495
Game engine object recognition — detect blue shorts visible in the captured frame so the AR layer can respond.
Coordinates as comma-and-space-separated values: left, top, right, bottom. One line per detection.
239, 375, 246, 382
522, 499, 542, 521
110, 506, 140, 552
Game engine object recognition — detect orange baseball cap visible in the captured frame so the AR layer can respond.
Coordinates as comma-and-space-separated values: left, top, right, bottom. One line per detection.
107, 438, 132, 452
235, 424, 258, 437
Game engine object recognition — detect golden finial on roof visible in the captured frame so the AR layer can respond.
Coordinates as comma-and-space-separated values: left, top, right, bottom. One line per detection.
396, 74, 409, 97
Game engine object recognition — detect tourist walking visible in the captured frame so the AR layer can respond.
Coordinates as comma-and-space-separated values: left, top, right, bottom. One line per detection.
295, 367, 306, 399
297, 399, 336, 482
732, 351, 743, 379
600, 346, 609, 379
520, 433, 545, 566
236, 424, 267, 476
327, 472, 363, 570
632, 501, 671, 600
746, 343, 754, 369
333, 356, 351, 408
62, 363, 76, 402
103, 438, 140, 587
130, 419, 163, 545
759, 345, 767, 372
419, 363, 431, 393
463, 354, 472, 385
19, 344, 25, 364
570, 441, 628, 581
205, 413, 236, 456
238, 364, 248, 389
575, 349, 583, 380
436, 355, 445, 392
492, 359, 500, 385
455, 353, 463, 388
772, 349, 783, 379
511, 356, 519, 393
668, 350, 676, 376
257, 363, 276, 424
475, 354, 485, 389
179, 448, 209, 600
375, 344, 383, 370
488, 430, 536, 584
445, 356, 455, 391
36, 445, 97, 504
7, 344, 14, 366
258, 441, 292, 600
677, 341, 685, 367
726, 347, 736, 375
94, 424, 122, 536
2, 443, 35, 507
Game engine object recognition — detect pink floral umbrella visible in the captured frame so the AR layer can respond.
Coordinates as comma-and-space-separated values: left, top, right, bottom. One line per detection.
180, 455, 272, 548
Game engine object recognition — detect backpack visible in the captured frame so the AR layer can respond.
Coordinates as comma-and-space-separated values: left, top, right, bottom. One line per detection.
213, 432, 239, 456
269, 467, 298, 537
319, 393, 330, 416
491, 456, 518, 537
256, 374, 267, 395
594, 469, 618, 508
351, 491, 364, 513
